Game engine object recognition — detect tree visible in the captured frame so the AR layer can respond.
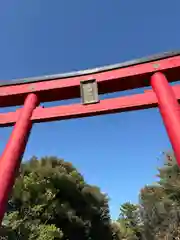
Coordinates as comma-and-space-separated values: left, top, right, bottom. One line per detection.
3, 156, 113, 240
112, 152, 180, 239
139, 152, 180, 239
111, 220, 136, 240
117, 202, 142, 240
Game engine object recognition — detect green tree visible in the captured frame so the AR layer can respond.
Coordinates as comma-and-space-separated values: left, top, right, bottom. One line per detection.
112, 152, 180, 240
4, 156, 113, 240
139, 152, 180, 239
111, 220, 136, 240
117, 202, 142, 240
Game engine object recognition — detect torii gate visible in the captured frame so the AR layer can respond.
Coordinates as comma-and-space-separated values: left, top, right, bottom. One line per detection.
0, 51, 180, 224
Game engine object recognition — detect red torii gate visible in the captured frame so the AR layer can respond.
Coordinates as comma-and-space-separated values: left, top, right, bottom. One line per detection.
0, 51, 180, 224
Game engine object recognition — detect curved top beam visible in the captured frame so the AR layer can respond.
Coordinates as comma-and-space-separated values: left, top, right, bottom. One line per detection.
0, 50, 180, 108
0, 50, 180, 87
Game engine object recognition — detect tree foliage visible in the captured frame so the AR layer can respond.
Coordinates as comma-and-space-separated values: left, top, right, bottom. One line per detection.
2, 156, 113, 240
114, 202, 142, 240
114, 152, 180, 240
139, 152, 180, 239
2, 152, 180, 239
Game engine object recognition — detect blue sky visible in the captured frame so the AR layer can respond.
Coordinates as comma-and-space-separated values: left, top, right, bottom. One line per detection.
0, 0, 179, 219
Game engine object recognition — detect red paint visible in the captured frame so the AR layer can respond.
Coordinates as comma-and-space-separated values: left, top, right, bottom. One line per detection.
0, 91, 157, 126
0, 55, 180, 107
151, 72, 180, 166
0, 94, 38, 224
0, 84, 180, 126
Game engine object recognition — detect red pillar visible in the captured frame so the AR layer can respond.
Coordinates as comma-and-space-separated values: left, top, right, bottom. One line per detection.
151, 72, 180, 166
0, 93, 38, 224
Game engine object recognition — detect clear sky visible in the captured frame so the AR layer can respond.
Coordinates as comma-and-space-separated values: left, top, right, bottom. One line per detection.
0, 0, 179, 219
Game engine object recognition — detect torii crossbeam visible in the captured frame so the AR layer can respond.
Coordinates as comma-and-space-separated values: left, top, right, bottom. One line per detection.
0, 51, 180, 223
